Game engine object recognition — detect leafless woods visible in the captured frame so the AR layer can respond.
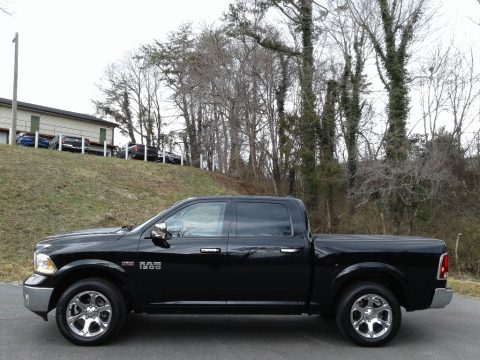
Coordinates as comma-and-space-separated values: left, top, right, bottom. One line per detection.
95, 1, 480, 271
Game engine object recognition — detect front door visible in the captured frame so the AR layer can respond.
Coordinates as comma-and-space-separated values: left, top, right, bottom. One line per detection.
226, 200, 310, 306
137, 200, 230, 306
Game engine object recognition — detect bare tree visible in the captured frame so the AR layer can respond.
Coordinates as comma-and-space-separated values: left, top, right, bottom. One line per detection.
347, 0, 435, 231
323, 0, 370, 189
94, 63, 137, 143
348, 0, 433, 163
446, 49, 480, 147
417, 44, 480, 148
354, 134, 461, 234
416, 43, 452, 142
227, 0, 329, 209
94, 49, 165, 147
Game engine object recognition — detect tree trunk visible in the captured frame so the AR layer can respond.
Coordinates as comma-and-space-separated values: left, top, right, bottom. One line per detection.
299, 0, 318, 210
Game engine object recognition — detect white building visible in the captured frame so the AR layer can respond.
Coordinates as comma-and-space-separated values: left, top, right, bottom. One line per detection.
0, 97, 117, 155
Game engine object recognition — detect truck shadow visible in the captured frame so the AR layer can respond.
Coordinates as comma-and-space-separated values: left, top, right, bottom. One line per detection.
115, 312, 431, 347
35, 312, 432, 347
117, 314, 345, 344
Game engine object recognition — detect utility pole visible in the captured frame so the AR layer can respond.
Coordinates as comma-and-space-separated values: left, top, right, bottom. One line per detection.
11, 32, 19, 146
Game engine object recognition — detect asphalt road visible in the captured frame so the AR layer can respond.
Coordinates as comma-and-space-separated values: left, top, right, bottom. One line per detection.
1, 284, 479, 360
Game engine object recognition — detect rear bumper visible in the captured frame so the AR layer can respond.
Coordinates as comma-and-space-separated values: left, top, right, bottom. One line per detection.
429, 287, 453, 308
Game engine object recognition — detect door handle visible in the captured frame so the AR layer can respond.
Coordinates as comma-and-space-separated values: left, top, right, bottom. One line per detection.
280, 248, 301, 254
200, 248, 221, 254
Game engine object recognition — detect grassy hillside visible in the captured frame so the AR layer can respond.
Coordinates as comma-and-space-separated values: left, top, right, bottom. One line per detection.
0, 145, 239, 281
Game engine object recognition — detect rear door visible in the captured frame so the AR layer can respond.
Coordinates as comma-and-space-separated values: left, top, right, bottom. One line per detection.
226, 200, 310, 306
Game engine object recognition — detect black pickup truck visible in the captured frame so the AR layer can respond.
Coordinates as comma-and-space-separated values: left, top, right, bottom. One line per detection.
23, 196, 452, 346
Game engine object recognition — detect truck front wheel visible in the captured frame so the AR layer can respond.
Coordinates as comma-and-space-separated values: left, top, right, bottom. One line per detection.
55, 278, 126, 345
335, 282, 401, 347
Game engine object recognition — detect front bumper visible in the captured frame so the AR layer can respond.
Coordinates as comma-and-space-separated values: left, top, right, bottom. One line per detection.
23, 274, 54, 320
429, 287, 453, 308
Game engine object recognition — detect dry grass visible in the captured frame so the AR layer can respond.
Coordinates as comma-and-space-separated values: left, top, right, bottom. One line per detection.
0, 145, 239, 281
449, 278, 480, 298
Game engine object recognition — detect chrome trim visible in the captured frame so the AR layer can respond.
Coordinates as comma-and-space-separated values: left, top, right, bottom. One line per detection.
429, 288, 453, 308
280, 248, 300, 254
23, 285, 54, 312
200, 248, 221, 253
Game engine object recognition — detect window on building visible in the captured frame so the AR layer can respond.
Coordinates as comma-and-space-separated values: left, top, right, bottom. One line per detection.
99, 128, 107, 143
30, 115, 40, 133
236, 202, 292, 237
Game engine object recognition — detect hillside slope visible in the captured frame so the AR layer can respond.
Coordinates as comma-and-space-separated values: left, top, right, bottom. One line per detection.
0, 145, 239, 281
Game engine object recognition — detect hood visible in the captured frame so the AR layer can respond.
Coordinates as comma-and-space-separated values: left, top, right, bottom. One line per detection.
38, 227, 126, 247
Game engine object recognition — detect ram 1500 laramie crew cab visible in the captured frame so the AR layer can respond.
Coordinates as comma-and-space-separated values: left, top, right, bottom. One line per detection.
23, 196, 452, 346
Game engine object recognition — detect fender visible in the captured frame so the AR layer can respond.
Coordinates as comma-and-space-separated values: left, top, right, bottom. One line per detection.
48, 259, 138, 311
332, 262, 409, 304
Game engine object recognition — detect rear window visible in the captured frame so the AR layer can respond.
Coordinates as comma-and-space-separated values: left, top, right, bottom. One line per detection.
236, 202, 292, 237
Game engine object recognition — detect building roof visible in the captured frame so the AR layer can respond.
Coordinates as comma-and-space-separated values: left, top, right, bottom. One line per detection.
0, 97, 117, 128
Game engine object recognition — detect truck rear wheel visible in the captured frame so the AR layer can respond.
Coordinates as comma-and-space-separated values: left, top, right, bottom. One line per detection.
335, 282, 401, 347
55, 278, 126, 345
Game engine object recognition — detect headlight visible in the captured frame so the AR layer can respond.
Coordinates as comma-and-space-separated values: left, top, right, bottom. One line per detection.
34, 253, 57, 275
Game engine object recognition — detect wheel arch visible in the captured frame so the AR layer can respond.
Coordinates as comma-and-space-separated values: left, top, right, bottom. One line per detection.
48, 260, 135, 312
331, 262, 410, 312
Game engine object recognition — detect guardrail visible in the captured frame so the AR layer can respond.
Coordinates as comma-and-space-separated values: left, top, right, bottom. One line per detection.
0, 115, 113, 144
2, 116, 218, 169
9, 131, 111, 157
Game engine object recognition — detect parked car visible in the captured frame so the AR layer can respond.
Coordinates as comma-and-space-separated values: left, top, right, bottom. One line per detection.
115, 143, 158, 162
16, 132, 49, 148
49, 135, 90, 152
157, 151, 182, 165
23, 196, 452, 346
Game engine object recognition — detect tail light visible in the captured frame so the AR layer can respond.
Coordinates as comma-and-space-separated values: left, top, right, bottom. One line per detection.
437, 253, 448, 280
132, 145, 138, 152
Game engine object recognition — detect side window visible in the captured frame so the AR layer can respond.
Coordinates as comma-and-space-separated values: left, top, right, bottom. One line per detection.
236, 202, 292, 237
164, 202, 226, 238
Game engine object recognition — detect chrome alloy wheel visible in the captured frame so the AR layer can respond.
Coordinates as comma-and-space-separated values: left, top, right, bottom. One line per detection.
66, 291, 112, 338
350, 294, 392, 339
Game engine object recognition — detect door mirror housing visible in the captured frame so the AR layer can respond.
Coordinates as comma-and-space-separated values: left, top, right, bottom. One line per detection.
151, 222, 168, 241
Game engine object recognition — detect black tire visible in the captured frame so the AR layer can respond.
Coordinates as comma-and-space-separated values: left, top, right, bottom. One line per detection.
335, 282, 401, 347
56, 278, 126, 346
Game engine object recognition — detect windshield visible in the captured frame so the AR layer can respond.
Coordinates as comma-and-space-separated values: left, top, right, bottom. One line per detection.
131, 199, 188, 232
131, 213, 161, 232
130, 206, 172, 232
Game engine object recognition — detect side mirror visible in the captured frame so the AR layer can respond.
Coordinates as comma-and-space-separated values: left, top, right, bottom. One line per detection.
151, 223, 168, 241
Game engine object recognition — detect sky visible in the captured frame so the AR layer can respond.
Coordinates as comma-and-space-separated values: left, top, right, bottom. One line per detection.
0, 0, 479, 146
0, 0, 228, 113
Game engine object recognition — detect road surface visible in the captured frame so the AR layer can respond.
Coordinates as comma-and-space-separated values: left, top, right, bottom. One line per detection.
0, 284, 478, 360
